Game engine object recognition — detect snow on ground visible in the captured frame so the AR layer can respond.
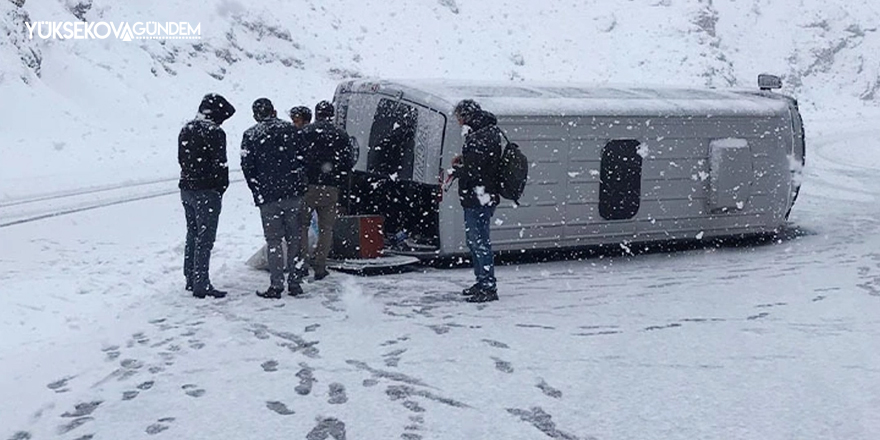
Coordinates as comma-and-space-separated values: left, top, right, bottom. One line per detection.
1, 113, 879, 439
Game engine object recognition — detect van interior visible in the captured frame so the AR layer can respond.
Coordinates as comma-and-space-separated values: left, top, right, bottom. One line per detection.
339, 97, 443, 251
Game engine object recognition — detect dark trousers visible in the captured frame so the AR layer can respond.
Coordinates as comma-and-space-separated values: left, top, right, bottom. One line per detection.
463, 206, 496, 289
260, 197, 304, 289
182, 189, 222, 293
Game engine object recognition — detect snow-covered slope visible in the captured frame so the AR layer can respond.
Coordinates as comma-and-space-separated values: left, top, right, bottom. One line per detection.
1, 0, 878, 199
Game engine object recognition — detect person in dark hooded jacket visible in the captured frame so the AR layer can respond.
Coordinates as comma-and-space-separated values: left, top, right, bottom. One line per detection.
178, 93, 235, 299
241, 98, 308, 298
451, 99, 502, 303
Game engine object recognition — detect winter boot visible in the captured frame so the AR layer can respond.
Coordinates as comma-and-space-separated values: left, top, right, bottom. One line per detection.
256, 286, 283, 299
461, 284, 482, 296
288, 283, 304, 297
193, 287, 227, 299
465, 288, 498, 303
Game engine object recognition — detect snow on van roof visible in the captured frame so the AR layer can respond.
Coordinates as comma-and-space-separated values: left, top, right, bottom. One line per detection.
350, 79, 790, 117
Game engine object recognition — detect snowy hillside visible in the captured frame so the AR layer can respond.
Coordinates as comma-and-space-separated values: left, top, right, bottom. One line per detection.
1, 0, 879, 200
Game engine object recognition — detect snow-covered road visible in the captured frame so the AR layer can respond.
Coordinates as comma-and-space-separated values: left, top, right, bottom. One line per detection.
1, 118, 879, 440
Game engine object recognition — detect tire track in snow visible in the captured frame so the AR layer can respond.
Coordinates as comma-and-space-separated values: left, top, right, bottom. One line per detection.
0, 168, 245, 209
0, 177, 244, 228
0, 176, 181, 209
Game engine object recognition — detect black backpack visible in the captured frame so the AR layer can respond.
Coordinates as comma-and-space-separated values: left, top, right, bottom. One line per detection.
497, 131, 528, 204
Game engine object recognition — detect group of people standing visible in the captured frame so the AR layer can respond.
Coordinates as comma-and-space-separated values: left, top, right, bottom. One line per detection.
177, 93, 503, 304
177, 93, 352, 300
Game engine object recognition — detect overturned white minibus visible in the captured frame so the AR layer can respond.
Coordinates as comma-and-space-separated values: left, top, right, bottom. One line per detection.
332, 76, 805, 259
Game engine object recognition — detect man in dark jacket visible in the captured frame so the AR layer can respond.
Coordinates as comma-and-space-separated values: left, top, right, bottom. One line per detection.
241, 98, 308, 298
179, 93, 235, 299
289, 105, 312, 129
299, 101, 354, 280
452, 99, 502, 303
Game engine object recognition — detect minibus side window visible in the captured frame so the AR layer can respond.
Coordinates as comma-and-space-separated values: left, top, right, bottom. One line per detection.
600, 139, 642, 220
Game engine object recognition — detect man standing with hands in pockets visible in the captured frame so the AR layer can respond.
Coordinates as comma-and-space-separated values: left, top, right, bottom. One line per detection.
241, 98, 308, 299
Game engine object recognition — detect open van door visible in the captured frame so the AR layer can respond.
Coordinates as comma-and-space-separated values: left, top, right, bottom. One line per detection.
339, 91, 446, 250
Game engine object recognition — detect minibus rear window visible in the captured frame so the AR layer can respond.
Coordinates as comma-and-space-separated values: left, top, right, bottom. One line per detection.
367, 99, 418, 180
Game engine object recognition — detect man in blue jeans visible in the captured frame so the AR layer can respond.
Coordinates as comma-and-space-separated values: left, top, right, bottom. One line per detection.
452, 99, 502, 303
178, 93, 236, 299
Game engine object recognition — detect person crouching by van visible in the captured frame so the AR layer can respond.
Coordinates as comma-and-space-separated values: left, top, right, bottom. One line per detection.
289, 105, 312, 130
299, 101, 354, 281
452, 99, 502, 303
241, 98, 308, 298
178, 93, 235, 299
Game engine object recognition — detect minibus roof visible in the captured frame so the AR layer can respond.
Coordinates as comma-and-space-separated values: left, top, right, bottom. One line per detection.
346, 79, 790, 118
